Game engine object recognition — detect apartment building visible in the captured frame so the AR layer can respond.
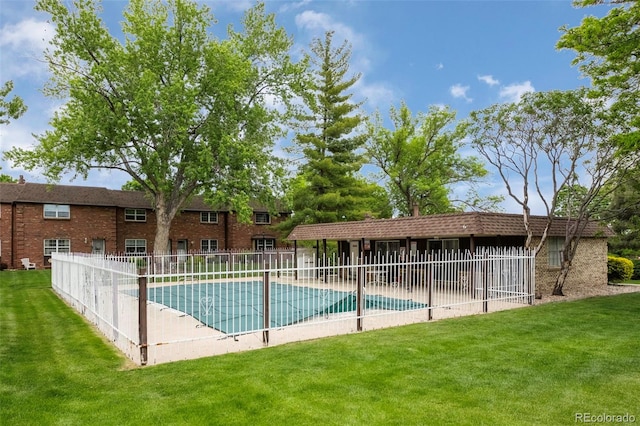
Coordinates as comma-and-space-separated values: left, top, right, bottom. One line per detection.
0, 179, 290, 269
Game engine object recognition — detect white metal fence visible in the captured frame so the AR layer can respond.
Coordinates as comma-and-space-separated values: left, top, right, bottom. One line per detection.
51, 248, 535, 365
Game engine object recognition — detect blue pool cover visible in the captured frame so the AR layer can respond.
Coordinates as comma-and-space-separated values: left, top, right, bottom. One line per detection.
146, 282, 426, 335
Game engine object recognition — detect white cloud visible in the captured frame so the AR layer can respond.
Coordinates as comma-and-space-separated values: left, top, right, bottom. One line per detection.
478, 74, 499, 86
279, 0, 312, 13
0, 18, 53, 51
436, 63, 444, 70
216, 0, 254, 13
499, 81, 535, 103
0, 18, 54, 79
295, 10, 363, 50
450, 84, 473, 103
355, 80, 396, 111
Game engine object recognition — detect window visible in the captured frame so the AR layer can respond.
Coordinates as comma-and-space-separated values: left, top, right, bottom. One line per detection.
201, 239, 218, 252
44, 239, 70, 255
200, 212, 218, 223
547, 237, 563, 267
125, 239, 147, 254
255, 212, 270, 224
375, 240, 401, 255
43, 204, 70, 219
255, 238, 275, 251
427, 239, 459, 252
125, 208, 146, 222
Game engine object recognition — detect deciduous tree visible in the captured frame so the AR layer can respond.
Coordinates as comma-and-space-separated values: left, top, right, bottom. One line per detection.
0, 81, 27, 125
469, 89, 633, 295
557, 0, 640, 151
4, 0, 306, 254
367, 101, 499, 216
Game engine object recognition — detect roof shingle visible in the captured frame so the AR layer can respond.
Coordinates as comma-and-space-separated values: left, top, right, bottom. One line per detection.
287, 212, 613, 241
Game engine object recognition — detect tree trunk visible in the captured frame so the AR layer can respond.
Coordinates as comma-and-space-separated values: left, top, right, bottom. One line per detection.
154, 215, 172, 255
152, 193, 180, 256
552, 260, 571, 296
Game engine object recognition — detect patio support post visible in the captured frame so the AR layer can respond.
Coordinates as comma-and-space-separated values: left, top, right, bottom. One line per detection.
315, 240, 320, 280
293, 241, 298, 281
138, 269, 148, 366
263, 265, 270, 344
323, 239, 328, 283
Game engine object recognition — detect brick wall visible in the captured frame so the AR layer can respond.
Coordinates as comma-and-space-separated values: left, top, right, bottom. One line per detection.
533, 236, 609, 295
226, 212, 291, 250
3, 203, 117, 269
0, 203, 13, 267
115, 209, 290, 253
2, 201, 292, 269
116, 209, 229, 253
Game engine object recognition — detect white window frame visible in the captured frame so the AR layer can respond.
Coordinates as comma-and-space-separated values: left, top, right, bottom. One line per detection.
124, 208, 146, 222
125, 239, 147, 254
255, 212, 271, 225
44, 239, 71, 255
200, 211, 218, 223
44, 204, 70, 219
201, 239, 218, 252
547, 237, 564, 268
255, 238, 275, 251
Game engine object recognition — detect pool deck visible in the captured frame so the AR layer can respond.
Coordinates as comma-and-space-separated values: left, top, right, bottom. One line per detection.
137, 276, 531, 365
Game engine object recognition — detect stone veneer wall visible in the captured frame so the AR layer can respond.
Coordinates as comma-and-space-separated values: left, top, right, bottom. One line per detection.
533, 236, 609, 295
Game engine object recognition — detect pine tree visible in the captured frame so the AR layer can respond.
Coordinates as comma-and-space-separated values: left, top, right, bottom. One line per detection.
281, 31, 383, 234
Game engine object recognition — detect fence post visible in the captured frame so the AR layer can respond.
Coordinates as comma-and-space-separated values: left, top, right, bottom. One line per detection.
138, 269, 148, 366
111, 270, 119, 341
263, 265, 270, 344
427, 254, 433, 321
527, 251, 534, 305
356, 256, 363, 331
482, 254, 489, 313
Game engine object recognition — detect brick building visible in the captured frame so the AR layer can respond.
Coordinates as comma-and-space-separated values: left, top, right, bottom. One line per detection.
287, 211, 614, 294
0, 180, 291, 269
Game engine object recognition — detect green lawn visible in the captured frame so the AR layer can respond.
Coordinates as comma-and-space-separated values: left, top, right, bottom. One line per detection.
2, 270, 639, 425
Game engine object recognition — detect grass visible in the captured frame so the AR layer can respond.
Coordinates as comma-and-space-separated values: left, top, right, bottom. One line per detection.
2, 270, 639, 425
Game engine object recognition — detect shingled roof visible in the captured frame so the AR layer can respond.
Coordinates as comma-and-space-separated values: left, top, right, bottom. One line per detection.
0, 182, 115, 206
287, 212, 613, 241
0, 182, 288, 213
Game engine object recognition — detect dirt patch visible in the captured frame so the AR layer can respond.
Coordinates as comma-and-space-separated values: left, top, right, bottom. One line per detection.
536, 283, 640, 305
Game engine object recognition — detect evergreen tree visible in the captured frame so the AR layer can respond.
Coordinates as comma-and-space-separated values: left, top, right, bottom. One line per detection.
280, 31, 383, 235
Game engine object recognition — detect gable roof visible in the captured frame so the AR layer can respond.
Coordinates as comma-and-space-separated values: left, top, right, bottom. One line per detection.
0, 182, 288, 213
287, 212, 614, 241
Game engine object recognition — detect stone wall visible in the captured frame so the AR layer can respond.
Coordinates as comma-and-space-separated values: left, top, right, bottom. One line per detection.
534, 237, 609, 295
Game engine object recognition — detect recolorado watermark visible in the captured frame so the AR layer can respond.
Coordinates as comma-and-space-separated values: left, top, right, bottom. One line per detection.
575, 413, 636, 423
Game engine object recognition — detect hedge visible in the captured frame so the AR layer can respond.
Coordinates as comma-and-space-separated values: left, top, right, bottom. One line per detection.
607, 255, 634, 282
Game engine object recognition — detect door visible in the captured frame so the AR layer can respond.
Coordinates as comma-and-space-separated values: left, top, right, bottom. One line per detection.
92, 239, 105, 255
177, 239, 188, 262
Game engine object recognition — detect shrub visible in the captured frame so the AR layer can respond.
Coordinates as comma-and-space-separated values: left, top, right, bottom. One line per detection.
607, 255, 634, 282
0, 262, 7, 271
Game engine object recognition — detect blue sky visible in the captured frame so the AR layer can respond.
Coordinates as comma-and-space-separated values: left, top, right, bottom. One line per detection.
0, 0, 614, 214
